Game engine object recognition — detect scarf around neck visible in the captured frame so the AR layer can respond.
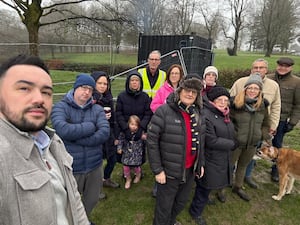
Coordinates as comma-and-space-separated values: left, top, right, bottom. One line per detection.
209, 101, 231, 123
178, 101, 199, 155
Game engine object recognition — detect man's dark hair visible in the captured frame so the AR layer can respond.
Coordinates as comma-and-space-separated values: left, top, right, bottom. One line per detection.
0, 54, 49, 78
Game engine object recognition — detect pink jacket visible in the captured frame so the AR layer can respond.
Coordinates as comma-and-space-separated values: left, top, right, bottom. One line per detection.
150, 81, 174, 112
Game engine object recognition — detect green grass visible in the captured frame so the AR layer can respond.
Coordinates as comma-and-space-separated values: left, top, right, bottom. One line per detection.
49, 51, 300, 225
88, 128, 300, 225
45, 52, 137, 65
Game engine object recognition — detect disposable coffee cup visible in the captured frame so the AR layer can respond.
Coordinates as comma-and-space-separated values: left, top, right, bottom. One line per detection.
103, 107, 111, 114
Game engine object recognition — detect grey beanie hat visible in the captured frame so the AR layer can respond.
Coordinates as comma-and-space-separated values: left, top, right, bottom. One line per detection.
244, 73, 263, 90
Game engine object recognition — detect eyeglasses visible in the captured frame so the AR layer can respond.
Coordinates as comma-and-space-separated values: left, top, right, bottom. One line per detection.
80, 85, 93, 92
215, 98, 229, 103
246, 86, 260, 91
148, 58, 160, 61
252, 66, 266, 70
183, 88, 197, 96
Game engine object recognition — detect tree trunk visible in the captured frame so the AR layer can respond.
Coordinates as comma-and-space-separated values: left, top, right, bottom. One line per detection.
26, 24, 40, 56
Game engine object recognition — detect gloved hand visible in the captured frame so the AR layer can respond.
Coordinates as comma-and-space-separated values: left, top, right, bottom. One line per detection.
133, 128, 143, 141
124, 129, 133, 140
232, 139, 239, 150
285, 122, 294, 133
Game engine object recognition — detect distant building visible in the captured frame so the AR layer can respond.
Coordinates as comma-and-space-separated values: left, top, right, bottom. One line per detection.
289, 33, 300, 55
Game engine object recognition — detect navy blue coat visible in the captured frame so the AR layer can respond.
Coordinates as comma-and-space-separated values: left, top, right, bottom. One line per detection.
115, 71, 152, 139
51, 90, 110, 174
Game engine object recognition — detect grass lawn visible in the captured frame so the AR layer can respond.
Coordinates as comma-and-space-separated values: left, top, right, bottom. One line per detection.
89, 128, 300, 225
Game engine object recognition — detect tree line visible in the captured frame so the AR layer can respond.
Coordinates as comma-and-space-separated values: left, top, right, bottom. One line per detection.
0, 0, 299, 57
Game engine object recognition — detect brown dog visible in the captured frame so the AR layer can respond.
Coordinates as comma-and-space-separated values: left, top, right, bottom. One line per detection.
257, 141, 300, 200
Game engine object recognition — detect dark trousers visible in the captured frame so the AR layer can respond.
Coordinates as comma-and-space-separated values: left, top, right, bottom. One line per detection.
153, 168, 194, 225
189, 184, 211, 218
104, 153, 117, 180
272, 121, 287, 148
74, 164, 102, 217
272, 121, 288, 173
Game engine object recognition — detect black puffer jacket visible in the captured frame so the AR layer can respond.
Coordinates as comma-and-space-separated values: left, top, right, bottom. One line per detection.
115, 71, 152, 139
147, 93, 205, 181
198, 101, 236, 189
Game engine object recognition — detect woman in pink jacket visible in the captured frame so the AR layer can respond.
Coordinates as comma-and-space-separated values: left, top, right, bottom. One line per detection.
150, 64, 184, 112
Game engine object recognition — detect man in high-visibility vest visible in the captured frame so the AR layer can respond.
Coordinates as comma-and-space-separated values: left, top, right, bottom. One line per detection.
138, 50, 166, 99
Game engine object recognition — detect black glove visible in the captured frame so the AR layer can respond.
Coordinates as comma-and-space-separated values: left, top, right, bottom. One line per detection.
133, 128, 143, 141
232, 139, 239, 150
124, 129, 133, 140
285, 122, 294, 133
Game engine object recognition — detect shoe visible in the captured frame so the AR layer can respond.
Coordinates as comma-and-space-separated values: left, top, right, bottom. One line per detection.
193, 216, 207, 225
125, 176, 132, 189
244, 176, 258, 189
173, 221, 182, 225
232, 186, 250, 201
216, 189, 226, 203
271, 166, 279, 182
103, 178, 120, 188
133, 173, 141, 184
99, 192, 106, 200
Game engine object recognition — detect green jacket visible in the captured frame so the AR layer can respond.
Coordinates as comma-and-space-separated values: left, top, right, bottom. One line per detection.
230, 98, 270, 149
268, 72, 300, 126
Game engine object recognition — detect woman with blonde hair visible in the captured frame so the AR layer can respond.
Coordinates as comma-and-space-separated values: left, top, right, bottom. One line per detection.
230, 73, 270, 201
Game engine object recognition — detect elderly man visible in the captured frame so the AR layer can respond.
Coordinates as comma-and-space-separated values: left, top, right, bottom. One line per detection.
0, 55, 89, 225
138, 50, 166, 99
230, 58, 281, 188
51, 74, 110, 223
267, 57, 300, 182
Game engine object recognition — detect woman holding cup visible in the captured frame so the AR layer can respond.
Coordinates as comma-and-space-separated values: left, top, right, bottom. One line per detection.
91, 71, 120, 192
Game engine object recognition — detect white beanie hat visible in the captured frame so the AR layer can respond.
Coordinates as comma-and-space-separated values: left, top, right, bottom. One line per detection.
203, 66, 218, 79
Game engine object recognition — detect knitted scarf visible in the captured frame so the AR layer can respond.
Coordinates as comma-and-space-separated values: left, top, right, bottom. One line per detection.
209, 101, 231, 123
178, 101, 199, 155
245, 97, 258, 113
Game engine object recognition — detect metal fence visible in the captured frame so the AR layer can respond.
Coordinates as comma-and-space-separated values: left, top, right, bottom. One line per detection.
0, 44, 213, 102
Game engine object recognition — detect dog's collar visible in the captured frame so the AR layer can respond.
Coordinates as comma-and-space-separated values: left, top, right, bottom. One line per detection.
272, 148, 280, 162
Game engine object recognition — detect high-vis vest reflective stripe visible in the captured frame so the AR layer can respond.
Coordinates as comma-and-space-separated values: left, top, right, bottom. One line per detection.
138, 68, 166, 98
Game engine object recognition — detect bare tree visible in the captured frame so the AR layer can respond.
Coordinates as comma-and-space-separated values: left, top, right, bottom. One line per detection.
124, 0, 165, 35
222, 0, 249, 56
260, 0, 298, 56
196, 2, 222, 44
0, 0, 127, 56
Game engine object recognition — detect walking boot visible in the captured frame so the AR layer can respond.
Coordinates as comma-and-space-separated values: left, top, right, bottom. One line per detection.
133, 172, 141, 184
244, 176, 258, 189
232, 186, 250, 201
271, 165, 279, 182
103, 178, 120, 188
216, 188, 226, 203
125, 176, 132, 189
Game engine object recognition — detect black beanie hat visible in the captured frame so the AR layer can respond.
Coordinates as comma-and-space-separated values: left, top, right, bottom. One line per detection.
207, 86, 230, 101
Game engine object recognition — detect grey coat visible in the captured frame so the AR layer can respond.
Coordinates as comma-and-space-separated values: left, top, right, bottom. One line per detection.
0, 119, 89, 225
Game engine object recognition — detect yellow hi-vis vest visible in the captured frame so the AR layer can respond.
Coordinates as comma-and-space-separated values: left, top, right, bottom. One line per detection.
138, 68, 166, 98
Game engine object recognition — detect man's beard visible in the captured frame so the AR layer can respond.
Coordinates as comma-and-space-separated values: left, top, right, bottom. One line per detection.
0, 101, 49, 132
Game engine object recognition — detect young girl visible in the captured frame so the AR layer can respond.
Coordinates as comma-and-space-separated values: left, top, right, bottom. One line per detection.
117, 115, 145, 189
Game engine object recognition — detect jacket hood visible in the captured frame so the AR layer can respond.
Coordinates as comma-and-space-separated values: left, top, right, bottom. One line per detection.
63, 89, 94, 109
125, 70, 143, 96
